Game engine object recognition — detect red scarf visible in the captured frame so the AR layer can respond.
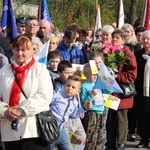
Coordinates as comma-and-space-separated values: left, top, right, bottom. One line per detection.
9, 57, 35, 107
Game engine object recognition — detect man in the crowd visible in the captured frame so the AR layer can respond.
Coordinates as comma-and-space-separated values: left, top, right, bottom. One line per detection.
38, 19, 51, 42
16, 17, 26, 35
25, 16, 40, 38
25, 16, 43, 46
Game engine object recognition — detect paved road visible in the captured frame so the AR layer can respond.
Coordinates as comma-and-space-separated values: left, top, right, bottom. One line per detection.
126, 136, 150, 150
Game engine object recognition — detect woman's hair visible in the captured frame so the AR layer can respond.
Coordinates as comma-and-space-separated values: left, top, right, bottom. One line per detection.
43, 33, 59, 44
67, 75, 82, 86
11, 35, 32, 50
121, 23, 138, 45
86, 25, 94, 37
86, 26, 94, 32
102, 25, 114, 34
89, 51, 104, 61
112, 29, 126, 41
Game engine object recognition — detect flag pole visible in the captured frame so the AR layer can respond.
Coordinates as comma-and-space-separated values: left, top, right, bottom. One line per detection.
140, 0, 147, 26
116, 0, 120, 28
38, 0, 42, 21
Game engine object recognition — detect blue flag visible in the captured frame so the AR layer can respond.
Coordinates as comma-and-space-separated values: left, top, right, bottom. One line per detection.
41, 0, 52, 22
94, 63, 123, 93
0, 0, 18, 38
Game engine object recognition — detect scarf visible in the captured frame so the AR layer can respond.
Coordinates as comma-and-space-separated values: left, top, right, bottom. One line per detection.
142, 54, 150, 97
9, 57, 35, 107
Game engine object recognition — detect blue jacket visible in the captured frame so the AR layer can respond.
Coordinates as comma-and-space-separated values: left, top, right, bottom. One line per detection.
50, 90, 85, 130
57, 41, 85, 64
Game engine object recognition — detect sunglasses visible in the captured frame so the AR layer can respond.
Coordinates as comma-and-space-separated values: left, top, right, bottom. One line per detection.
96, 35, 102, 38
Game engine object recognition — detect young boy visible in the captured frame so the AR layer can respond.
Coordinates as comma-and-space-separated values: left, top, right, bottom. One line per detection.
50, 75, 92, 150
80, 63, 105, 150
47, 51, 62, 83
54, 60, 86, 150
57, 27, 85, 64
54, 60, 73, 91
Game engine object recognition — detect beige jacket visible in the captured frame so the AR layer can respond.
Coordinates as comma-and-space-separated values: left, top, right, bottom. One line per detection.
0, 58, 53, 141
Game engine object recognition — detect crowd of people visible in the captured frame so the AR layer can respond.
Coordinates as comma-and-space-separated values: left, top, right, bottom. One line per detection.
0, 15, 150, 150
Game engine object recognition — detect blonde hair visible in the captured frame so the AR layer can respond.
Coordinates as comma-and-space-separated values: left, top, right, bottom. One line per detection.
43, 33, 59, 44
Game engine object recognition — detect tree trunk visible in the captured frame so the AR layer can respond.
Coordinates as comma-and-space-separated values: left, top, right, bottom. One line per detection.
129, 0, 138, 26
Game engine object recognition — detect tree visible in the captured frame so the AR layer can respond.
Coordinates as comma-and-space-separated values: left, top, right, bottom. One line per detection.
1, 0, 144, 32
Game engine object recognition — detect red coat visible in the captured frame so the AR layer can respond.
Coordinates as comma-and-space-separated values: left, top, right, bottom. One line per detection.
113, 46, 137, 109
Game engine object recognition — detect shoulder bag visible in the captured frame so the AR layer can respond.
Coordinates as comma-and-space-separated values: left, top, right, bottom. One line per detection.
119, 82, 137, 98
13, 72, 60, 145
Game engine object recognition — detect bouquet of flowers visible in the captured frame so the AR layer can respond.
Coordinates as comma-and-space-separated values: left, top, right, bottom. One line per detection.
84, 43, 130, 72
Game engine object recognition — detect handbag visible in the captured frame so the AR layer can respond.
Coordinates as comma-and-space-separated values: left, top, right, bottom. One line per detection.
13, 72, 60, 144
119, 82, 137, 98
36, 110, 60, 144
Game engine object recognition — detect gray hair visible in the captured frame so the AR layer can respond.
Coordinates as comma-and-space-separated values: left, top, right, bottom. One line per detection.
121, 23, 138, 45
102, 25, 114, 34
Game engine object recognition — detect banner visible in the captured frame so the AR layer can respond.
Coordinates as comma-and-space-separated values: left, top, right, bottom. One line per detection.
141, 0, 150, 29
94, 2, 102, 41
0, 0, 18, 38
117, 0, 124, 29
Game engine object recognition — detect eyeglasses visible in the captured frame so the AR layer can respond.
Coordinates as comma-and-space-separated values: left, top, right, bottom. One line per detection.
27, 24, 39, 27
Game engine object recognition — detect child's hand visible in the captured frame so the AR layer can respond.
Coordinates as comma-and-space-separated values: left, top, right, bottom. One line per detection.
84, 101, 92, 110
91, 89, 98, 96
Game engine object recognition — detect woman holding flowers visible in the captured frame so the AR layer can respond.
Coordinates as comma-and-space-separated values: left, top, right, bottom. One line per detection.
106, 29, 137, 150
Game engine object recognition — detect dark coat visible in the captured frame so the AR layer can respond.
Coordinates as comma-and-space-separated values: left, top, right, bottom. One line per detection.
135, 48, 150, 112
0, 36, 10, 56
113, 46, 137, 109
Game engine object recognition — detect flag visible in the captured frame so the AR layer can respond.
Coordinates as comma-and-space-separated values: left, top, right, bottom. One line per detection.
0, 0, 18, 38
94, 2, 102, 41
141, 0, 150, 30
34, 41, 50, 65
94, 63, 123, 93
39, 0, 52, 22
117, 0, 124, 29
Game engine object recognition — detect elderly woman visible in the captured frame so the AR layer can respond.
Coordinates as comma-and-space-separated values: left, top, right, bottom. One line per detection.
99, 25, 114, 48
0, 35, 53, 150
135, 30, 150, 148
43, 33, 59, 51
106, 29, 137, 150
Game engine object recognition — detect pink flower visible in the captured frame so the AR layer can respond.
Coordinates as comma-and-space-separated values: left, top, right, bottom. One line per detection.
86, 47, 91, 51
111, 46, 123, 52
102, 47, 111, 54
